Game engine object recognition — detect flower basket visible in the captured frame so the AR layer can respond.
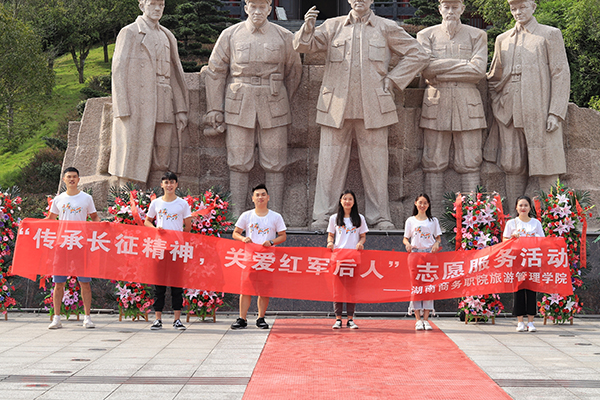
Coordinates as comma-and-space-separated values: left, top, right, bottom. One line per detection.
115, 281, 154, 321
0, 188, 21, 319
41, 276, 85, 320
537, 180, 593, 324
183, 289, 225, 322
442, 187, 506, 323
108, 184, 157, 321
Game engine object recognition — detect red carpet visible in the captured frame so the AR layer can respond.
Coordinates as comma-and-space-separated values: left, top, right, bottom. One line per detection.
243, 319, 510, 400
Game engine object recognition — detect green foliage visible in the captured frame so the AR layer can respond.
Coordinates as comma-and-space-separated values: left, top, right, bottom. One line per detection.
0, 4, 54, 152
163, 0, 238, 72
563, 0, 600, 108
405, 0, 441, 27
589, 96, 600, 112
15, 147, 64, 195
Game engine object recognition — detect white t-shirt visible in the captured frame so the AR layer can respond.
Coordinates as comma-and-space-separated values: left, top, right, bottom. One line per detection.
147, 197, 192, 232
50, 191, 97, 221
327, 213, 368, 249
404, 216, 442, 250
503, 218, 545, 238
235, 209, 286, 244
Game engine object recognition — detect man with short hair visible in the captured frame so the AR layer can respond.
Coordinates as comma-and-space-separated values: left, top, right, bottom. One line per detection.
110, 0, 189, 185
487, 0, 570, 208
294, 0, 429, 230
145, 171, 192, 330
205, 0, 302, 217
46, 167, 100, 329
230, 184, 286, 329
417, 0, 487, 213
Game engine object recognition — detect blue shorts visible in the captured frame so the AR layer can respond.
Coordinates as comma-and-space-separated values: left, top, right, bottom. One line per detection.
52, 276, 92, 284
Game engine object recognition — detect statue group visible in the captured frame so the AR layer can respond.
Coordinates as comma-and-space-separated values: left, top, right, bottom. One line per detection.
106, 0, 570, 229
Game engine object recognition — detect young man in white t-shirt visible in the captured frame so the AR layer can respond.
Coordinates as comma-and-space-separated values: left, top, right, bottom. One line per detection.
231, 184, 287, 329
46, 167, 100, 329
145, 172, 192, 330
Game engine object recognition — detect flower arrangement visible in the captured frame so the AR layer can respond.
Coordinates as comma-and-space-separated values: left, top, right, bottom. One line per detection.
41, 276, 85, 319
0, 187, 22, 316
108, 184, 157, 320
442, 187, 506, 322
114, 281, 154, 321
183, 187, 231, 320
458, 294, 505, 323
537, 180, 593, 324
107, 183, 156, 225
182, 289, 225, 321
184, 187, 233, 236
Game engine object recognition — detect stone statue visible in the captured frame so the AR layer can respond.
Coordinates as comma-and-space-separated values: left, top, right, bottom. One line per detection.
487, 0, 570, 207
294, 0, 429, 230
204, 0, 302, 217
416, 0, 487, 213
110, 0, 189, 185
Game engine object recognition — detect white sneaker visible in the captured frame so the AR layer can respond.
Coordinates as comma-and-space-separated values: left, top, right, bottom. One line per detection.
415, 320, 424, 330
83, 316, 95, 329
347, 320, 359, 329
423, 320, 433, 331
48, 316, 62, 329
332, 320, 342, 329
527, 322, 536, 332
516, 322, 526, 332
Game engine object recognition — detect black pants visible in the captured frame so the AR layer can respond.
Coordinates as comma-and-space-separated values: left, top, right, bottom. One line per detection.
154, 285, 183, 312
513, 289, 537, 316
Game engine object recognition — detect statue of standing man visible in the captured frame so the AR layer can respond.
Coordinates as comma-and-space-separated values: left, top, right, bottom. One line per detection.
417, 0, 487, 213
294, 1, 428, 230
487, 0, 570, 207
204, 0, 302, 217
110, 0, 189, 185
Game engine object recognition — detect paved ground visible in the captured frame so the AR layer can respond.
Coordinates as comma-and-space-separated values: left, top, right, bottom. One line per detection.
0, 313, 599, 399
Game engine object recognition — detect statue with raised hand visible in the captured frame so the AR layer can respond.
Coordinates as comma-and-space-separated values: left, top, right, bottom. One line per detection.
294, 0, 429, 230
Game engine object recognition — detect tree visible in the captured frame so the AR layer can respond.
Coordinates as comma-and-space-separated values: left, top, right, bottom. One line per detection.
97, 0, 140, 63
404, 0, 441, 27
161, 0, 237, 72
0, 4, 54, 151
62, 0, 103, 83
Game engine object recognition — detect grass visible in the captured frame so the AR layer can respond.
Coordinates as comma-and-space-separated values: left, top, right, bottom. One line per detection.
0, 44, 114, 187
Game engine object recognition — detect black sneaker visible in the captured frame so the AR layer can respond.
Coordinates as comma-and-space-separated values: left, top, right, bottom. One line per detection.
150, 319, 162, 330
231, 317, 247, 329
173, 319, 186, 330
256, 317, 269, 329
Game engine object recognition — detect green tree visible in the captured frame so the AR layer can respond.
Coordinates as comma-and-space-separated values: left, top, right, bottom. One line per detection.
405, 0, 441, 27
0, 4, 54, 151
162, 0, 237, 72
97, 0, 140, 63
563, 0, 600, 108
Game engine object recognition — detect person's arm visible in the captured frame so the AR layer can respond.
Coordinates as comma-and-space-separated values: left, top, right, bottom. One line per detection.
356, 233, 366, 250
403, 236, 412, 253
431, 235, 442, 253
232, 226, 251, 243
45, 212, 58, 220
183, 216, 192, 233
89, 212, 101, 222
327, 232, 335, 250
144, 216, 155, 229
263, 230, 286, 247
502, 219, 514, 241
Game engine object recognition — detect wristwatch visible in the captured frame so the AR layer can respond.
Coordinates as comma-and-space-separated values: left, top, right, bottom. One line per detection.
269, 240, 274, 246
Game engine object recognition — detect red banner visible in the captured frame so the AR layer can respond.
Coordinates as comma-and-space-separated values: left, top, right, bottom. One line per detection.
10, 219, 573, 303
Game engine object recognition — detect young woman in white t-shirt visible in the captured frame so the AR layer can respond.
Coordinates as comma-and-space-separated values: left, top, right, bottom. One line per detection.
403, 193, 442, 331
327, 190, 368, 329
503, 195, 545, 333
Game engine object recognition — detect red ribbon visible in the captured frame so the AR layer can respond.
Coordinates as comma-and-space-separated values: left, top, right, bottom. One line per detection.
534, 198, 542, 222
39, 275, 50, 290
129, 191, 144, 226
494, 194, 506, 234
576, 199, 587, 270
454, 193, 463, 251
191, 204, 215, 218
